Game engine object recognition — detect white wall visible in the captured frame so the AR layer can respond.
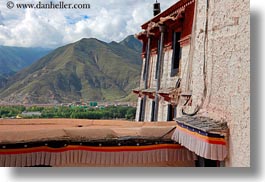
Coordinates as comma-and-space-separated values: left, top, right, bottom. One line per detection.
190, 0, 250, 167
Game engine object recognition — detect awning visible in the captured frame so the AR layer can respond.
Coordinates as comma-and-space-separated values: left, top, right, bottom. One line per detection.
142, 88, 156, 99
0, 119, 197, 167
132, 88, 144, 98
158, 87, 179, 103
171, 116, 228, 161
132, 87, 142, 94
132, 88, 157, 99
0, 144, 197, 167
158, 87, 176, 95
158, 87, 174, 102
142, 88, 156, 93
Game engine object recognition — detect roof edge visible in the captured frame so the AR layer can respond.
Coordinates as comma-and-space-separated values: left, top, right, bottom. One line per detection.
141, 0, 194, 30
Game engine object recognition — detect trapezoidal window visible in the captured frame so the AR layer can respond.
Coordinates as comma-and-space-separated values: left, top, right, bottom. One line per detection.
171, 32, 181, 77
150, 100, 155, 122
167, 104, 176, 121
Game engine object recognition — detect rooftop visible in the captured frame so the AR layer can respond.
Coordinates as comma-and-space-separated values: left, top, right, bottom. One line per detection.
0, 119, 177, 145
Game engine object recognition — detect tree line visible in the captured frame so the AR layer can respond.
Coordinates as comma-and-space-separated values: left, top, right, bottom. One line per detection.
0, 105, 136, 120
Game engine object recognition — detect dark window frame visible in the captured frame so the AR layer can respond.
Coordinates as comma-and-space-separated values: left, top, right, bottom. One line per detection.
167, 104, 172, 121
150, 100, 155, 122
167, 104, 177, 121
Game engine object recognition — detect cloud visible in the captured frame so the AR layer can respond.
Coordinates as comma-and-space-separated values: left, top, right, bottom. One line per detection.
0, 0, 178, 48
0, 11, 4, 25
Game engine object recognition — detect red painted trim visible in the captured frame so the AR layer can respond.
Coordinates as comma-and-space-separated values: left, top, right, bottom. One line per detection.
0, 144, 184, 155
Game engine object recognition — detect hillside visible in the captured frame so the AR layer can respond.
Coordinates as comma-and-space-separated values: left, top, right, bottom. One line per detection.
119, 35, 142, 53
0, 46, 51, 75
0, 46, 51, 88
0, 36, 142, 104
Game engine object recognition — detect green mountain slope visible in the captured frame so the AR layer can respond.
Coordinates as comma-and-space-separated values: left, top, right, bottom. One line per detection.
119, 35, 142, 53
0, 46, 51, 88
0, 36, 142, 104
0, 46, 51, 75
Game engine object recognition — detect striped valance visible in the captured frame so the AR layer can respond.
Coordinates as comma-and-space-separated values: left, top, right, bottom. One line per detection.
0, 144, 197, 167
171, 116, 228, 161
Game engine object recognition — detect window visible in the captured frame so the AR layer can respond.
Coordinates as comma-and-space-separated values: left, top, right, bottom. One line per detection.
150, 101, 155, 122
167, 104, 177, 121
171, 32, 181, 77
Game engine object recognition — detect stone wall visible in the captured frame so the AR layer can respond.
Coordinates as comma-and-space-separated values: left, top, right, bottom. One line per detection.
189, 0, 250, 167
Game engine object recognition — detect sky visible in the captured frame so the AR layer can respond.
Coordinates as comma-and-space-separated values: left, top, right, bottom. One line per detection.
0, 0, 177, 48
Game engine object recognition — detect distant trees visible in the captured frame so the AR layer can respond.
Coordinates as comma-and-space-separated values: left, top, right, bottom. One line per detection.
125, 107, 136, 120
26, 106, 45, 112
0, 105, 25, 118
69, 106, 136, 120
0, 105, 136, 120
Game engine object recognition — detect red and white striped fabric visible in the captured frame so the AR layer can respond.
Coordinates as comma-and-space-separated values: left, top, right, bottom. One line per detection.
171, 124, 228, 161
0, 144, 197, 167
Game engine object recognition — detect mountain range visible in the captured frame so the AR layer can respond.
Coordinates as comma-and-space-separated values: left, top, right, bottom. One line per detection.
0, 46, 51, 87
0, 35, 142, 104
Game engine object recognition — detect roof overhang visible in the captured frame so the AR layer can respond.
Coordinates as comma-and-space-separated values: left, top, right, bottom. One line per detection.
0, 119, 197, 167
171, 116, 229, 161
141, 0, 194, 30
142, 88, 156, 99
